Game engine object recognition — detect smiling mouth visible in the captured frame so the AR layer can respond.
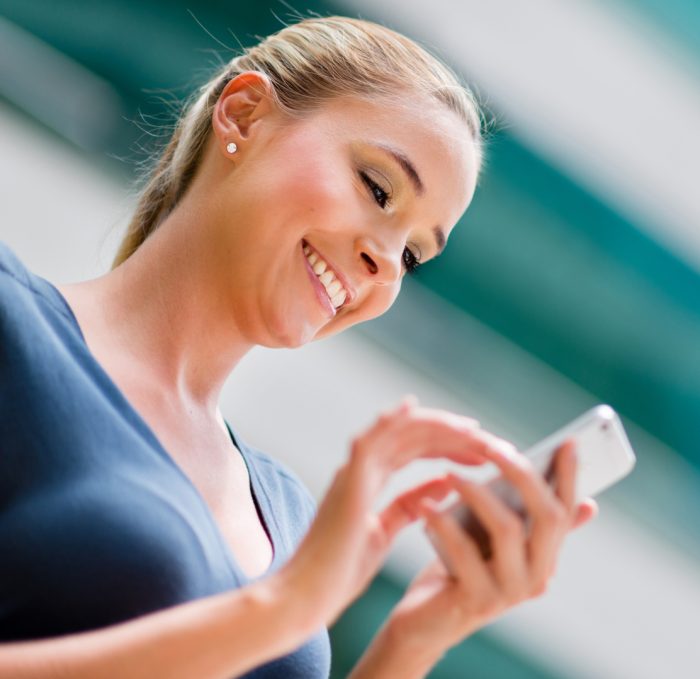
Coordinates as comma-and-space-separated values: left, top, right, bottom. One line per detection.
301, 239, 353, 313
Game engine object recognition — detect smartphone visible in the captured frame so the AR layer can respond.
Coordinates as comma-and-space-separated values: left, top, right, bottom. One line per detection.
428, 404, 637, 568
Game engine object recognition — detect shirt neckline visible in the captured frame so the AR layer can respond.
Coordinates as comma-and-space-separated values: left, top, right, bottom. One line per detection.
39, 274, 281, 582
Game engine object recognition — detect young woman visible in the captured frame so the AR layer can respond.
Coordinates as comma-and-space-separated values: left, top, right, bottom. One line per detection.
0, 15, 597, 679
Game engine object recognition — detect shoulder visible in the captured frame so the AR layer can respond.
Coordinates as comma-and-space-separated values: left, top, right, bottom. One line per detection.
0, 241, 42, 341
0, 241, 75, 331
0, 241, 34, 313
0, 240, 31, 286
0, 243, 88, 412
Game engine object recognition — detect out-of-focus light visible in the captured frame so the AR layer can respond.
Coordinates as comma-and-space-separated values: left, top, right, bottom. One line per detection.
0, 17, 124, 151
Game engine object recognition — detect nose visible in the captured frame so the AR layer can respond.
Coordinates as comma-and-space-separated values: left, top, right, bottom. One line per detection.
355, 235, 402, 285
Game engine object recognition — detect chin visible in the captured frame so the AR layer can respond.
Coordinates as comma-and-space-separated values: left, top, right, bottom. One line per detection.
263, 315, 320, 349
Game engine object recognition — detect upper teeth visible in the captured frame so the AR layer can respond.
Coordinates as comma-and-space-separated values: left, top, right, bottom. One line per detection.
303, 244, 348, 309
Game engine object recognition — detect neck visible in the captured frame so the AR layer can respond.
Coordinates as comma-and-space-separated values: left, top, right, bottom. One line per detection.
61, 209, 254, 414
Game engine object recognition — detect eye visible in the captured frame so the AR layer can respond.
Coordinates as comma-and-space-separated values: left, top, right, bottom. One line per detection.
360, 170, 420, 274
359, 170, 391, 209
403, 247, 421, 275
359, 170, 421, 275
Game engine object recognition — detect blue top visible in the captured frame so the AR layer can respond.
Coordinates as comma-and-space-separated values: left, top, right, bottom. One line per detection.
0, 241, 331, 678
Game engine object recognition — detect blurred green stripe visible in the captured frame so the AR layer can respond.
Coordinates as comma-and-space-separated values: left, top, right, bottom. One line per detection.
606, 0, 700, 67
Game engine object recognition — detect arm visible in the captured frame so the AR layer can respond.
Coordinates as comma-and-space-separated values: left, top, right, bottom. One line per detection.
0, 569, 316, 679
1, 396, 510, 679
347, 620, 444, 679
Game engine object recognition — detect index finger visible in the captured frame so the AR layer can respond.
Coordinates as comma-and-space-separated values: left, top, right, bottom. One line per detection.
552, 440, 577, 513
468, 431, 558, 515
385, 406, 489, 468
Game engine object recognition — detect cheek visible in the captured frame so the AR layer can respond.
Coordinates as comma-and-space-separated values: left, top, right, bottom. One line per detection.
280, 158, 350, 221
259, 128, 354, 223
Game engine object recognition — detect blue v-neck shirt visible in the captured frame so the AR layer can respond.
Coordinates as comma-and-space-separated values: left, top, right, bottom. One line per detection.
0, 241, 331, 677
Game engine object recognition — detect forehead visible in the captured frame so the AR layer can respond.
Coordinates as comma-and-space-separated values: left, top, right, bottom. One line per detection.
313, 94, 478, 228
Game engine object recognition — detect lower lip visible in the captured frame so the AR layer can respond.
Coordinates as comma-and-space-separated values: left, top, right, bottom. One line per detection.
302, 241, 336, 318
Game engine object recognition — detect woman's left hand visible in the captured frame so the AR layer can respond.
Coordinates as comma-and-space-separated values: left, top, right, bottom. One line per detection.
350, 441, 599, 677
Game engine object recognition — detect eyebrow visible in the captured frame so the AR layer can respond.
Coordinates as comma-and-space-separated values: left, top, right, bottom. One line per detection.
372, 143, 447, 257
374, 143, 425, 196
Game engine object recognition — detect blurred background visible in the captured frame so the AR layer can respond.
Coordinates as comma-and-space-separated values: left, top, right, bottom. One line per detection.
1, 1, 699, 677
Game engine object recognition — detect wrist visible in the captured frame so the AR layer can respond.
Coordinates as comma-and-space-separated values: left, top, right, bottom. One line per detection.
349, 619, 446, 679
383, 618, 448, 673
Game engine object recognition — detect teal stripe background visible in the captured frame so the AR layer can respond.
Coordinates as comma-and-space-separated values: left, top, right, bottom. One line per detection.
416, 131, 700, 467
608, 0, 700, 66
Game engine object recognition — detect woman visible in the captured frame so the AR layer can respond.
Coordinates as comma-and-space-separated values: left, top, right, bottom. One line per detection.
0, 15, 597, 679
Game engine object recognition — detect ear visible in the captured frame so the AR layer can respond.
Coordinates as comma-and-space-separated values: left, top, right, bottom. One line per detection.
211, 71, 276, 151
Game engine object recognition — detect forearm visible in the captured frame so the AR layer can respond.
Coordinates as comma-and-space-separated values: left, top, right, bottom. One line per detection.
347, 621, 446, 679
0, 568, 319, 679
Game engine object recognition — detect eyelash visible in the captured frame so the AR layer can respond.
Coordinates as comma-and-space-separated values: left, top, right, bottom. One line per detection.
359, 170, 421, 275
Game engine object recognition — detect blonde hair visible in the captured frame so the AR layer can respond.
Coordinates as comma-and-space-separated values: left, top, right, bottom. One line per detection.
112, 15, 489, 268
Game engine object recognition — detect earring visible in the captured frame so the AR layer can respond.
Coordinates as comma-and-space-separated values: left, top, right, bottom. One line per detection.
226, 142, 238, 154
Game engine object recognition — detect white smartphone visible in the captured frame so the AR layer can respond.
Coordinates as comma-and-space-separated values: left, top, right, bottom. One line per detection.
428, 404, 637, 568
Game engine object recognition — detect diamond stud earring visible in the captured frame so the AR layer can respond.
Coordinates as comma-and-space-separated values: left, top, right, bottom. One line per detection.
226, 142, 238, 154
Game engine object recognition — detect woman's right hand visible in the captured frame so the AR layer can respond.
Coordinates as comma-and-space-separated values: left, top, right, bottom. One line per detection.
277, 395, 516, 628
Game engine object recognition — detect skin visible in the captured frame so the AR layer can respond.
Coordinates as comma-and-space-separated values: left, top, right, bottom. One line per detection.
55, 71, 598, 675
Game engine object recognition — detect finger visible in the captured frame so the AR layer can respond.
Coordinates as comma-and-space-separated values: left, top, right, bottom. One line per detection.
570, 499, 599, 530
473, 433, 561, 528
545, 499, 599, 581
527, 503, 568, 590
421, 498, 496, 593
449, 474, 529, 595
379, 476, 453, 541
349, 406, 488, 503
470, 440, 572, 587
552, 440, 578, 514
347, 405, 484, 505
387, 414, 488, 468
526, 445, 571, 585
525, 443, 578, 586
